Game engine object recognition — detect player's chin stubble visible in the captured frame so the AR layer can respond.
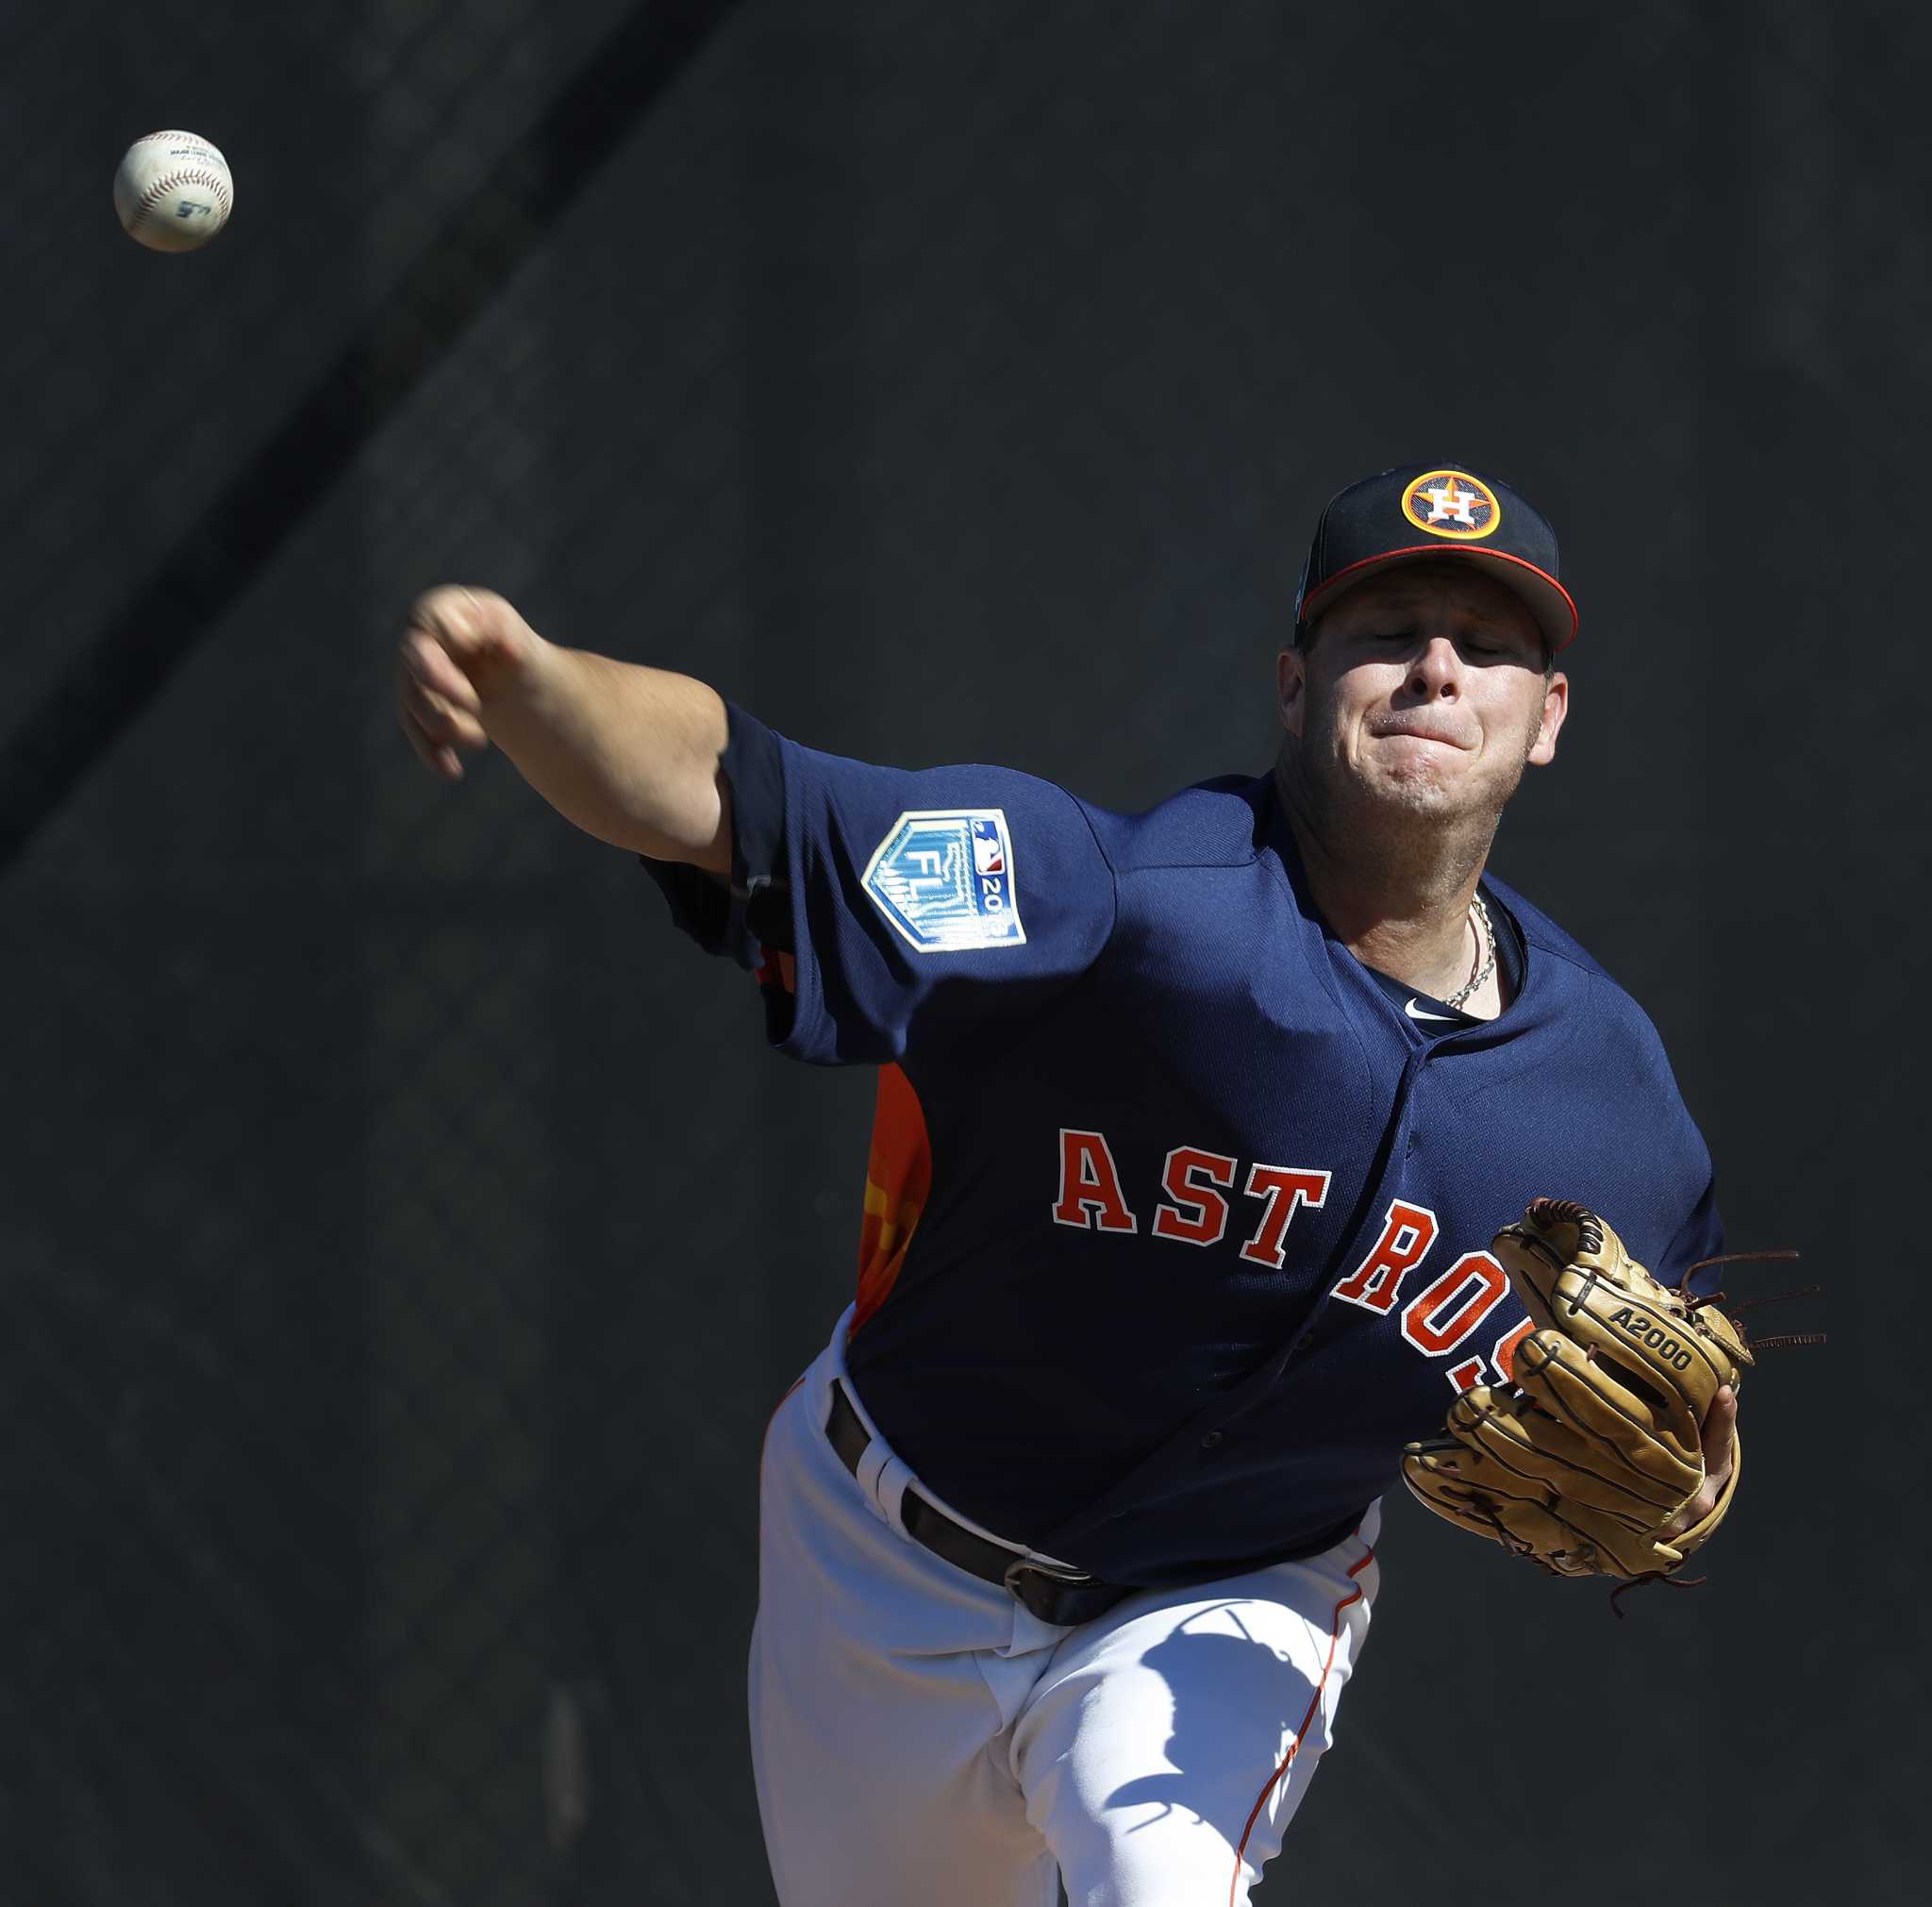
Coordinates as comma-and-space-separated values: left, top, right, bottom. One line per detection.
1289, 713, 1536, 866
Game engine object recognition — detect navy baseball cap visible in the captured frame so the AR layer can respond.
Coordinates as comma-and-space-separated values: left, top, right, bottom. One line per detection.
1293, 463, 1578, 653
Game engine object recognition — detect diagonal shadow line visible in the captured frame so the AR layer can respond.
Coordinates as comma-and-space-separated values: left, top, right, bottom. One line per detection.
0, 0, 750, 876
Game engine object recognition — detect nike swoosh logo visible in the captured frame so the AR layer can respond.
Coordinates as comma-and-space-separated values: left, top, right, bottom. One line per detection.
1404, 997, 1458, 1023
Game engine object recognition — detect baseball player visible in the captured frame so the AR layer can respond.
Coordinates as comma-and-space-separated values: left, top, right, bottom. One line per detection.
396, 465, 1742, 1906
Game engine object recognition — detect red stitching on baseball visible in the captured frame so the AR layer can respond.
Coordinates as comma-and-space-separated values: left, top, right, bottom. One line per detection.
129, 168, 230, 232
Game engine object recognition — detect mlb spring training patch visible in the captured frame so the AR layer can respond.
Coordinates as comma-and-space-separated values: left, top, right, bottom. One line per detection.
1399, 469, 1502, 541
861, 809, 1026, 952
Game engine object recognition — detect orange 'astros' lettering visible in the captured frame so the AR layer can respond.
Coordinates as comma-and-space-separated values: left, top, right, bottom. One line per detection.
1047, 1134, 1527, 1395
1151, 1146, 1240, 1246
1052, 1129, 1139, 1232
1399, 1251, 1509, 1356
1331, 1200, 1440, 1313
1239, 1164, 1332, 1269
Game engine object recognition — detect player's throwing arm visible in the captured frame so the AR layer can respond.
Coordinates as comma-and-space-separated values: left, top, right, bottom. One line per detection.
395, 586, 733, 872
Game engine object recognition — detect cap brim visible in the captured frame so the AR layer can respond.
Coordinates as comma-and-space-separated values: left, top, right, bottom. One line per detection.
1299, 545, 1578, 654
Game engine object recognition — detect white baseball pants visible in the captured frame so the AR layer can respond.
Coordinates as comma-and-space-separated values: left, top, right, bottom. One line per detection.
750, 1311, 1379, 1907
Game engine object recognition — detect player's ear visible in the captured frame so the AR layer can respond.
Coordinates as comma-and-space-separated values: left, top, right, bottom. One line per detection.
1527, 670, 1569, 766
1276, 645, 1307, 738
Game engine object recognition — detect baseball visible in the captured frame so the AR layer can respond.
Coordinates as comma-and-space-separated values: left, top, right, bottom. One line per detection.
113, 130, 233, 253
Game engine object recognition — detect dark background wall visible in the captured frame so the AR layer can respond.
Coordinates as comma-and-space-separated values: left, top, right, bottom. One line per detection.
1, 3, 1915, 1901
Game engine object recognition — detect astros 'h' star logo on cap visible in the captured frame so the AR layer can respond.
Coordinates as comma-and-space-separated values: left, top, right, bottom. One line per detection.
1400, 470, 1503, 543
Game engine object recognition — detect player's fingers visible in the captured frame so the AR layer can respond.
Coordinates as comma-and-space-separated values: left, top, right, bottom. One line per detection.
1657, 1389, 1738, 1535
397, 705, 466, 781
1700, 1386, 1738, 1479
1669, 1387, 1737, 1532
401, 677, 489, 750
399, 628, 484, 714
408, 583, 490, 649
407, 585, 530, 694
397, 657, 491, 745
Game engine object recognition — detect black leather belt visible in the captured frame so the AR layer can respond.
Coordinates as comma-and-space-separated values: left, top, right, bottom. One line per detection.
825, 1380, 1136, 1628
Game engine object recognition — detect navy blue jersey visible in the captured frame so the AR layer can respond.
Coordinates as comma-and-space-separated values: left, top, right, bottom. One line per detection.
644, 707, 1724, 1588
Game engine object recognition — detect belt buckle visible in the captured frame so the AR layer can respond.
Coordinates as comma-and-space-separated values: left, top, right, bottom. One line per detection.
1002, 1556, 1098, 1626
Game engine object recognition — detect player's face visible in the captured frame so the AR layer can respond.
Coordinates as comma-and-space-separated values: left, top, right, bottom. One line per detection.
1276, 564, 1568, 828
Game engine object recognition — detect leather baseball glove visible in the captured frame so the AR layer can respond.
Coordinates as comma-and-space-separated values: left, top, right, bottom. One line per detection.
1402, 1198, 1752, 1583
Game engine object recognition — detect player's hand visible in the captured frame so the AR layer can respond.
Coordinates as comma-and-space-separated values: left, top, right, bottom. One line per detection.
397, 586, 544, 781
1661, 1384, 1738, 1538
